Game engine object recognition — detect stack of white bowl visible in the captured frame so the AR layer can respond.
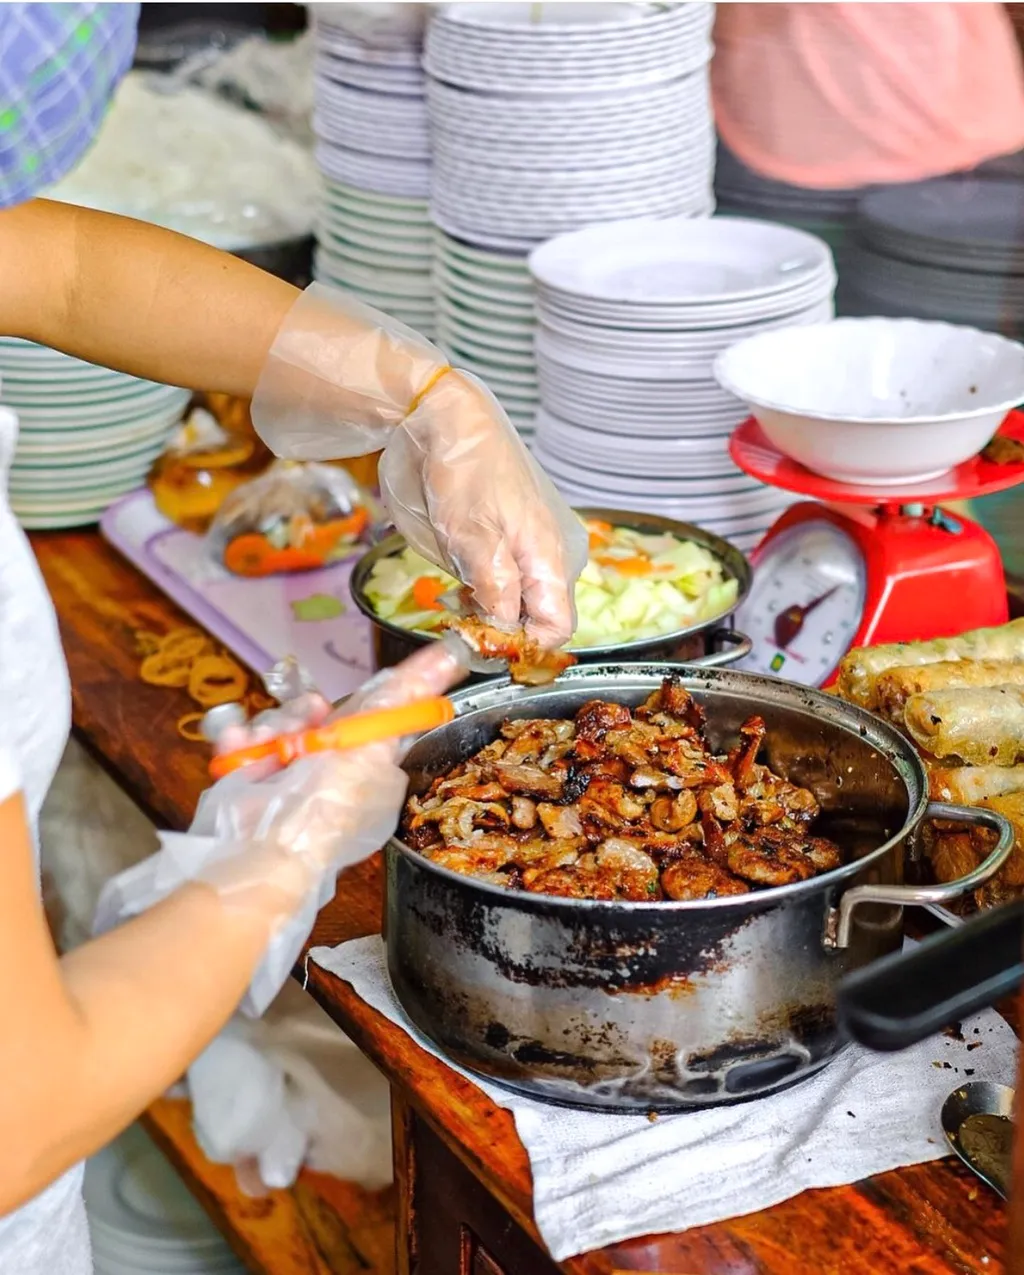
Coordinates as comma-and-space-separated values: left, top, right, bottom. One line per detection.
312, 10, 435, 335
529, 216, 837, 552
425, 0, 716, 438
86, 1124, 246, 1274
0, 339, 190, 530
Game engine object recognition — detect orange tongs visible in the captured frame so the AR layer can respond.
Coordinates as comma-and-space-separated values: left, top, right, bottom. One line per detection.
208, 696, 456, 780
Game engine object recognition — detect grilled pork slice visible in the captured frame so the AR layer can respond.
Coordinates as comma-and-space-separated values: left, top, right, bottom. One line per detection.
443, 615, 575, 685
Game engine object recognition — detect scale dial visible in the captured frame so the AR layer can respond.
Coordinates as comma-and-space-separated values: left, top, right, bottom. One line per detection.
735, 520, 866, 685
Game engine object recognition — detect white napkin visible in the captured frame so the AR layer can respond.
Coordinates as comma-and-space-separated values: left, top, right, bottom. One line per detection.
310, 936, 1017, 1262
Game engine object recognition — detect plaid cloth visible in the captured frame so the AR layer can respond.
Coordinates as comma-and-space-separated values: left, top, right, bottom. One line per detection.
0, 3, 138, 207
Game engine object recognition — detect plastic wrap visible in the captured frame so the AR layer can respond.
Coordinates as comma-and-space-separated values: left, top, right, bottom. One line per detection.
93, 639, 470, 1017
904, 685, 1024, 766
250, 283, 587, 644
186, 983, 392, 1195
207, 459, 377, 577
836, 618, 1024, 709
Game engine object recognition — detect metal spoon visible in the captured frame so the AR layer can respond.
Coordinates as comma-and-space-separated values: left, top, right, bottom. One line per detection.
941, 1080, 1015, 1199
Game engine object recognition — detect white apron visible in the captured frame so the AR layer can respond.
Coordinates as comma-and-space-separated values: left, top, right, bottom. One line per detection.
0, 404, 90, 1274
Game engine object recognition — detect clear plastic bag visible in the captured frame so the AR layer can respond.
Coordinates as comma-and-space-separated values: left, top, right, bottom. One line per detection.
206, 459, 379, 577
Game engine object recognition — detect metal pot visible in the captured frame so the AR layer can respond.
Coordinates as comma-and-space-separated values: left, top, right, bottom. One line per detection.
385, 665, 1013, 1112
350, 509, 753, 678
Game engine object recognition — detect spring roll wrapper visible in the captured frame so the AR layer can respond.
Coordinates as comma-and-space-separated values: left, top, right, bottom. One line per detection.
927, 762, 1024, 805
836, 618, 1024, 709
904, 685, 1024, 766
875, 659, 1024, 723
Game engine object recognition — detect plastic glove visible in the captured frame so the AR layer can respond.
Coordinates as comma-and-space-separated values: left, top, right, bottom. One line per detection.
94, 638, 470, 1016
250, 284, 587, 646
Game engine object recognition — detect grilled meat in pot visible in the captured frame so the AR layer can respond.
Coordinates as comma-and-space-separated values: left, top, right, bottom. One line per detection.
400, 676, 842, 902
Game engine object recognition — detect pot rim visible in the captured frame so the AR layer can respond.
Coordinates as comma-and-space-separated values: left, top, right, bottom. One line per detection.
350, 507, 753, 658
389, 662, 929, 913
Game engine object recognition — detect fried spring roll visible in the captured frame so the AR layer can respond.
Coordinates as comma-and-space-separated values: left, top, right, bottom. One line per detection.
875, 659, 1024, 724
927, 762, 1024, 805
979, 792, 1024, 888
836, 618, 1024, 710
904, 685, 1024, 766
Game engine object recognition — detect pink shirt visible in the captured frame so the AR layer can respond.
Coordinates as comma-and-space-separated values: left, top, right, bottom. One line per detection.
712, 3, 1024, 189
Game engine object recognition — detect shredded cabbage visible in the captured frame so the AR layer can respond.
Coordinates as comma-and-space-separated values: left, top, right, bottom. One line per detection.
363, 520, 739, 648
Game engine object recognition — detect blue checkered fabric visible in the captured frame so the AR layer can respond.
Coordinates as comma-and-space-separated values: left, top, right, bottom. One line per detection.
0, 3, 138, 207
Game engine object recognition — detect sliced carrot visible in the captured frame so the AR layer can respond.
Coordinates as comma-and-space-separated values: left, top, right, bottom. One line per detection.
224, 534, 276, 577
412, 576, 448, 611
586, 519, 614, 549
596, 554, 654, 576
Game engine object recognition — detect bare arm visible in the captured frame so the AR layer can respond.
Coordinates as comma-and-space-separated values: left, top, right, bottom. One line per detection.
0, 789, 305, 1212
0, 198, 299, 396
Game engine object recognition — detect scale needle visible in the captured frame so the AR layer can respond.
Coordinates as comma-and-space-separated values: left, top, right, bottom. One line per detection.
774, 586, 839, 650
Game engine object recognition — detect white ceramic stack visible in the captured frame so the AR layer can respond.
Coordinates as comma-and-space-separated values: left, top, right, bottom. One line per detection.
529, 216, 837, 553
312, 10, 435, 335
0, 339, 190, 530
425, 1, 716, 440
86, 1124, 246, 1274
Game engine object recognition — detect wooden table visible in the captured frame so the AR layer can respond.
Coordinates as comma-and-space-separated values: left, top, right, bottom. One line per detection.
34, 526, 1013, 1275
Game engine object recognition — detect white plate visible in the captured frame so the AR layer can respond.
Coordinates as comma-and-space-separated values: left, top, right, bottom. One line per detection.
434, 263, 536, 311
17, 407, 184, 449
435, 254, 534, 291
436, 314, 535, 352
431, 195, 711, 251
0, 378, 177, 407
319, 214, 431, 252
448, 356, 538, 392
315, 146, 430, 199
534, 279, 836, 331
323, 181, 428, 215
437, 326, 535, 368
433, 233, 530, 272
436, 297, 535, 337
530, 216, 836, 306
315, 230, 432, 270
12, 389, 189, 427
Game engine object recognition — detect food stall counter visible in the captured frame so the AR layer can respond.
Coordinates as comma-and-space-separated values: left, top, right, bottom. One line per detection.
32, 525, 1016, 1275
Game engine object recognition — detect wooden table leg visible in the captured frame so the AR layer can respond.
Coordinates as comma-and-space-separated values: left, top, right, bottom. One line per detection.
392, 1090, 564, 1275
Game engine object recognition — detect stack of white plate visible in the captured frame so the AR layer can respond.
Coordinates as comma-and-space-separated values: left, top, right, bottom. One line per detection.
425, 2, 715, 250
0, 339, 190, 530
86, 1125, 246, 1274
433, 231, 538, 436
528, 216, 837, 552
312, 11, 434, 334
426, 1, 716, 437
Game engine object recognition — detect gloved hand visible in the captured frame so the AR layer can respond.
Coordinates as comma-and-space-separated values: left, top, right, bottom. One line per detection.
94, 638, 470, 1016
250, 284, 587, 646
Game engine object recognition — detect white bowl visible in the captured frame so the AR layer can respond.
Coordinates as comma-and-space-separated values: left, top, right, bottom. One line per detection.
713, 317, 1024, 485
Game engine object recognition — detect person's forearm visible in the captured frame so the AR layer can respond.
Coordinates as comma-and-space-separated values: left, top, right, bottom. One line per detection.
0, 199, 299, 397
0, 795, 305, 1212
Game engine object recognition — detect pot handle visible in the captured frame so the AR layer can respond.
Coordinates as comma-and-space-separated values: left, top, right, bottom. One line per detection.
826, 801, 1014, 950
836, 897, 1024, 1051
687, 628, 752, 669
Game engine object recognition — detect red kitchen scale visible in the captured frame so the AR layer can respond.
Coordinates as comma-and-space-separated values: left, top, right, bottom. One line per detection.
727, 409, 1024, 687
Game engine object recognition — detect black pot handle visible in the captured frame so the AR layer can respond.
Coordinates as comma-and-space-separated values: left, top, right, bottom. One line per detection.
837, 897, 1024, 1052
688, 628, 753, 669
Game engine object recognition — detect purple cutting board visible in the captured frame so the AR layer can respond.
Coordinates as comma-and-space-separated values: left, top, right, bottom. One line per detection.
100, 489, 375, 700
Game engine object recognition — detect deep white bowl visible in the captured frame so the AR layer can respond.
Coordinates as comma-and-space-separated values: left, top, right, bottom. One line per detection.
713, 317, 1024, 485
